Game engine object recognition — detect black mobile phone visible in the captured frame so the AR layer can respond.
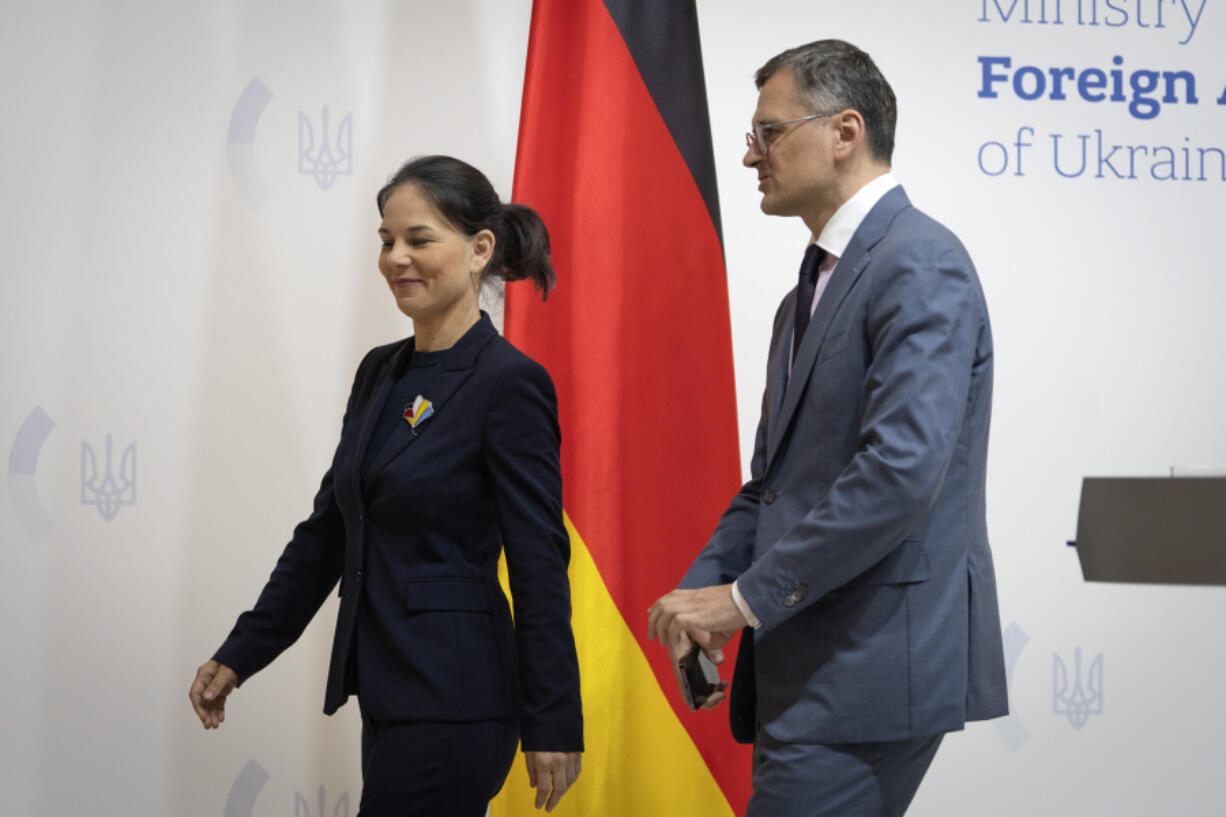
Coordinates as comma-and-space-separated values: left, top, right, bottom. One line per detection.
679, 643, 721, 710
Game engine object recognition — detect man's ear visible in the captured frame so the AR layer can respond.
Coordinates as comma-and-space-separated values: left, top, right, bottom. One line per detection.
833, 109, 867, 159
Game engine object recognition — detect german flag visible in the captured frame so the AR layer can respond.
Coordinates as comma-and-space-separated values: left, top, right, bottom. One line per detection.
491, 0, 750, 814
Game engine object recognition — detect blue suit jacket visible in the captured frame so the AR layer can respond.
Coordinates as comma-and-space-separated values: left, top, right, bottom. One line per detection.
214, 315, 583, 751
682, 187, 1007, 744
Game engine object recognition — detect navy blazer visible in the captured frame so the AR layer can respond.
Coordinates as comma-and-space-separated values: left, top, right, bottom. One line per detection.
214, 315, 583, 751
683, 187, 1007, 744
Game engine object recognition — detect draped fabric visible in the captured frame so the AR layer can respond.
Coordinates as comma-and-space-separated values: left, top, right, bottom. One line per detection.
491, 0, 750, 813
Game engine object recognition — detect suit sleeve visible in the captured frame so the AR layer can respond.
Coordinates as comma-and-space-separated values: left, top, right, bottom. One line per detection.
679, 298, 790, 589
211, 350, 375, 683
679, 385, 767, 589
485, 359, 583, 752
738, 237, 984, 630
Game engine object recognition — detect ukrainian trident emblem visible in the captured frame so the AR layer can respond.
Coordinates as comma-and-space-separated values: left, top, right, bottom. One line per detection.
80, 434, 136, 521
294, 786, 350, 817
298, 106, 352, 190
1052, 647, 1103, 729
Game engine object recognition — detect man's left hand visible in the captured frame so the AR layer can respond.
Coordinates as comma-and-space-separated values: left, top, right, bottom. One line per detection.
647, 584, 747, 707
648, 584, 748, 654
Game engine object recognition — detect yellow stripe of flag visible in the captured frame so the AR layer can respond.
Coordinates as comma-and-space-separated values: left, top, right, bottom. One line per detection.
492, 512, 735, 816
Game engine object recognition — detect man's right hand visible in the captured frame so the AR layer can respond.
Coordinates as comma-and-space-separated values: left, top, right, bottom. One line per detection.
189, 660, 238, 729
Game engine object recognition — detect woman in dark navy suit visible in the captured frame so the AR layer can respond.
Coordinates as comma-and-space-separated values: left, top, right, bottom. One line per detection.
189, 156, 583, 815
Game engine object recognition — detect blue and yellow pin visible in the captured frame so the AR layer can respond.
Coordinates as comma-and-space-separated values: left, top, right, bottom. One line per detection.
403, 395, 434, 429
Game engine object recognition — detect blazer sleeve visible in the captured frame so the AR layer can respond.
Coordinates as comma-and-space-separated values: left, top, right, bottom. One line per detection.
485, 358, 583, 752
738, 236, 984, 630
211, 349, 376, 683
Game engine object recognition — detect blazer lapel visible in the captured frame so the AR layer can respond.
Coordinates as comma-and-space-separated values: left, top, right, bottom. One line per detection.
345, 338, 413, 493
765, 301, 794, 459
364, 314, 498, 486
766, 186, 912, 468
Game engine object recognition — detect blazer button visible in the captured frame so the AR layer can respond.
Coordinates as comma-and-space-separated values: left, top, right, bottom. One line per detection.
355, 570, 363, 584
763, 488, 777, 505
782, 585, 807, 607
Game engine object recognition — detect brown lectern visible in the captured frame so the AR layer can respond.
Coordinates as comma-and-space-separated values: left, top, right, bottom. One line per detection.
1071, 477, 1226, 585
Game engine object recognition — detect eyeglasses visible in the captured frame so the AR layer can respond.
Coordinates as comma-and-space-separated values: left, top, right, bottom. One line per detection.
746, 111, 840, 157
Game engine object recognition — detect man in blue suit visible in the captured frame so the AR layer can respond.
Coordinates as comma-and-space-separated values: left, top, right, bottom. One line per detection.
649, 39, 1007, 816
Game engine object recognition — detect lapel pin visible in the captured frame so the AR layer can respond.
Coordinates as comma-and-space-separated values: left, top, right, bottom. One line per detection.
403, 395, 434, 430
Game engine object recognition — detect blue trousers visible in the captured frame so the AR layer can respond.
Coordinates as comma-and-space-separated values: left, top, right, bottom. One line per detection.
746, 729, 944, 817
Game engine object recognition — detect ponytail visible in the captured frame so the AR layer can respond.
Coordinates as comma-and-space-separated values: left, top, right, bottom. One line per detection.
497, 203, 555, 299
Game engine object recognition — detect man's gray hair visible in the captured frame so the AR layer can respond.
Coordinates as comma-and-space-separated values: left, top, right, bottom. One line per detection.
756, 39, 897, 164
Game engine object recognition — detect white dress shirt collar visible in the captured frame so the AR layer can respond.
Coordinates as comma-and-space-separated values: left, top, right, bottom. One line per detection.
811, 171, 899, 258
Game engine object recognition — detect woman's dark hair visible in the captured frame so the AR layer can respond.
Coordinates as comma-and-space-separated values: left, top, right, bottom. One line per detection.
376, 155, 555, 299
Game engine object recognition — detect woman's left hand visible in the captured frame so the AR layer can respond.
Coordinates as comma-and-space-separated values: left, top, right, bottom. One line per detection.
524, 750, 582, 811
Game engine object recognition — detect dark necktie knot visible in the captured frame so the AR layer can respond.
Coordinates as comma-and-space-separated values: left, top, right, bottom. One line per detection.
799, 243, 822, 286
793, 244, 824, 360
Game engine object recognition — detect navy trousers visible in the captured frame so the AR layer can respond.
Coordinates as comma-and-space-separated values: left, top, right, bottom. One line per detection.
357, 708, 518, 817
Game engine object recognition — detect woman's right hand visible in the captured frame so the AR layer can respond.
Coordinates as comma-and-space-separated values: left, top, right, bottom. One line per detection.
189, 659, 238, 729
524, 750, 582, 812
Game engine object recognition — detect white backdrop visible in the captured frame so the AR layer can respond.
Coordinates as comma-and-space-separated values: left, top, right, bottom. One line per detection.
3, 1, 1224, 815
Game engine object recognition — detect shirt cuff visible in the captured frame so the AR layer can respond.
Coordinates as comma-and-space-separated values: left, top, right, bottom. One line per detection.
731, 580, 761, 630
